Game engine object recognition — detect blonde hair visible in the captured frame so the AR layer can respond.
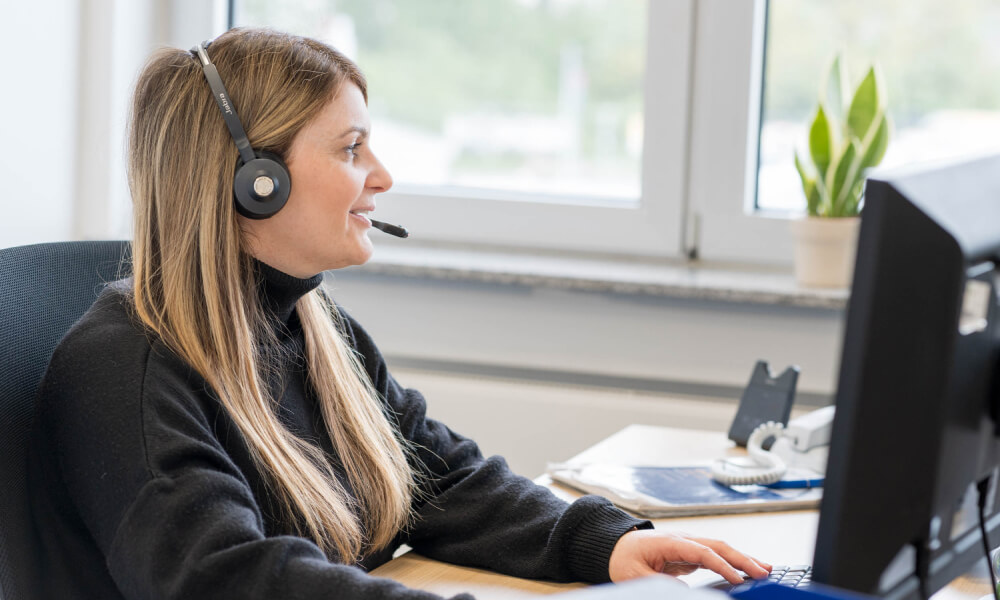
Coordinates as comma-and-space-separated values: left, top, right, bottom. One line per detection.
126, 28, 416, 561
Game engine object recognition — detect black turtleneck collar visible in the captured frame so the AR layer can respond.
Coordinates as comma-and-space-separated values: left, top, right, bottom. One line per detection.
254, 260, 324, 326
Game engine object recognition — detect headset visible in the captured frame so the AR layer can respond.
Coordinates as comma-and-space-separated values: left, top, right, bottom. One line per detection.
191, 40, 291, 220
191, 40, 409, 237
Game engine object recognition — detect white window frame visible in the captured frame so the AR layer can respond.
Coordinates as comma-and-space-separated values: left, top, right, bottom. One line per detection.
686, 0, 795, 265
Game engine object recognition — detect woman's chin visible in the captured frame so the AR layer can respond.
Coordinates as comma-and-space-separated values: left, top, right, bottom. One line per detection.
356, 238, 375, 262
337, 241, 374, 269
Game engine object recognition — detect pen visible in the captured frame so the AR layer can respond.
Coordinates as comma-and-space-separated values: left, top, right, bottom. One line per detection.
765, 477, 824, 489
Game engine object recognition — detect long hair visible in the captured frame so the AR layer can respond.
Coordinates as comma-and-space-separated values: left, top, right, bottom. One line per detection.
126, 28, 416, 561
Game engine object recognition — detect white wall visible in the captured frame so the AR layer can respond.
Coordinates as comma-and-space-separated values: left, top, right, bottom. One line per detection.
2, 0, 227, 250
324, 272, 843, 476
329, 272, 845, 398
2, 2, 81, 248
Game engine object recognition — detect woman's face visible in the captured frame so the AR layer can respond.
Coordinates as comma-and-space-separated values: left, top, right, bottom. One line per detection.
241, 83, 393, 277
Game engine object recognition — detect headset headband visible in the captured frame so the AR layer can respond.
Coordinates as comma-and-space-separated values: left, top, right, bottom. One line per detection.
191, 41, 256, 165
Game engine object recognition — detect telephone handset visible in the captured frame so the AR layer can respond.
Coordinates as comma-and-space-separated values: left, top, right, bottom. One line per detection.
712, 406, 835, 487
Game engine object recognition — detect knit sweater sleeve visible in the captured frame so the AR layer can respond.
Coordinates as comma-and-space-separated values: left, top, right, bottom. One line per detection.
35, 292, 469, 600
337, 310, 652, 584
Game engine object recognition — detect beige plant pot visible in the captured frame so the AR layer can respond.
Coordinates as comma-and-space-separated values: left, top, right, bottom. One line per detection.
790, 216, 861, 289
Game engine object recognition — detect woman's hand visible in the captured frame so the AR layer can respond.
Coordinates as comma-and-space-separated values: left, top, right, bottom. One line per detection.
608, 529, 771, 584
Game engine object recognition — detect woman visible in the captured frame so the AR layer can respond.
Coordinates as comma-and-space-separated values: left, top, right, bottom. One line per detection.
27, 28, 769, 599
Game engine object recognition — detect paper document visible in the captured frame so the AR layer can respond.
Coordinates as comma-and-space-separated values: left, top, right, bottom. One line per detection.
548, 463, 822, 518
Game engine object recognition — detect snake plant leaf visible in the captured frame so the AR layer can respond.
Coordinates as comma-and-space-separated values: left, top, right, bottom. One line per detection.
795, 56, 889, 218
859, 112, 889, 171
829, 139, 860, 217
844, 179, 865, 215
794, 151, 811, 188
847, 66, 883, 144
821, 53, 849, 127
814, 169, 830, 215
796, 151, 822, 216
809, 105, 834, 176
807, 180, 822, 216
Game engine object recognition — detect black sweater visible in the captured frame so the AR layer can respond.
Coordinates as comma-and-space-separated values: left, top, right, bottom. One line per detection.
27, 262, 649, 600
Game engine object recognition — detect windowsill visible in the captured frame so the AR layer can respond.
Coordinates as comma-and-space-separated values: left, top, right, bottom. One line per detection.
343, 243, 849, 310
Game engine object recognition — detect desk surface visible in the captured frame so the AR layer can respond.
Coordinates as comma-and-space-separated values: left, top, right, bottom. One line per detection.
371, 425, 820, 597
372, 425, 993, 599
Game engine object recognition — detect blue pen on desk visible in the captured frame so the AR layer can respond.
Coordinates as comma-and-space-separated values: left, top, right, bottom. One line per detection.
765, 476, 824, 489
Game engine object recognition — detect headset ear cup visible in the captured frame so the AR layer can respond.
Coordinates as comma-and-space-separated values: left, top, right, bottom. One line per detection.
233, 150, 292, 219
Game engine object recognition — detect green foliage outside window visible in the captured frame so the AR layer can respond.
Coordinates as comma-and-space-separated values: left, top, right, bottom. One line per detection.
236, 0, 645, 165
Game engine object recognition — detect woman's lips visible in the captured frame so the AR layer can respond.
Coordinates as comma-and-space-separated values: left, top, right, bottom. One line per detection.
349, 210, 372, 226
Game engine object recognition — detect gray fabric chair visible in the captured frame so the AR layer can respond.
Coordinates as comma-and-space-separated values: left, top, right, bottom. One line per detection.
0, 240, 131, 600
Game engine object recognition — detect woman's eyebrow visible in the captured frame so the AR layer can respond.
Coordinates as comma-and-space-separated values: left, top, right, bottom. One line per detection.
337, 125, 369, 139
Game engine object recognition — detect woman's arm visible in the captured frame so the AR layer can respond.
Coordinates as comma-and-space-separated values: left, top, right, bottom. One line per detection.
338, 309, 770, 586
337, 310, 650, 584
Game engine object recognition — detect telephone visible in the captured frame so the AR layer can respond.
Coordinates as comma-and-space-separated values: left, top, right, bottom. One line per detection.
711, 405, 835, 487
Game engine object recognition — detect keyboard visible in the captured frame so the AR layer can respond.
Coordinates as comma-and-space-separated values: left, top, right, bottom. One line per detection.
707, 565, 813, 593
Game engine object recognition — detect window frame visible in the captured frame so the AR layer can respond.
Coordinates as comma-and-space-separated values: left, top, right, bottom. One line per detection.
685, 0, 796, 266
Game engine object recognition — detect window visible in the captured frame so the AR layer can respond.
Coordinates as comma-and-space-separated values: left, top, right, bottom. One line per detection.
758, 0, 1000, 212
691, 0, 1000, 264
231, 0, 999, 265
236, 0, 645, 203
232, 0, 693, 257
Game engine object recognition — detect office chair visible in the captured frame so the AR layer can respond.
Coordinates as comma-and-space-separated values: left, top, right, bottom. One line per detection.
0, 240, 131, 600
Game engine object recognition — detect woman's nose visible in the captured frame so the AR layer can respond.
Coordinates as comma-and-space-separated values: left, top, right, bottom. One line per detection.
369, 154, 393, 193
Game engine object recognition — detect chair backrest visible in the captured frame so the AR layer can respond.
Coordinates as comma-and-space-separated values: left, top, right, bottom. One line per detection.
0, 240, 131, 600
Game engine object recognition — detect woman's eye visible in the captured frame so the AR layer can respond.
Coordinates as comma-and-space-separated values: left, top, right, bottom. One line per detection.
346, 142, 363, 158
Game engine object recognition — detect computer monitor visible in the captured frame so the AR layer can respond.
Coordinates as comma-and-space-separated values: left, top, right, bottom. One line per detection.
812, 154, 1000, 599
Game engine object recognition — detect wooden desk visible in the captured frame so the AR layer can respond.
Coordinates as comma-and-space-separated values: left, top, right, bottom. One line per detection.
373, 425, 992, 599
371, 425, 818, 597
